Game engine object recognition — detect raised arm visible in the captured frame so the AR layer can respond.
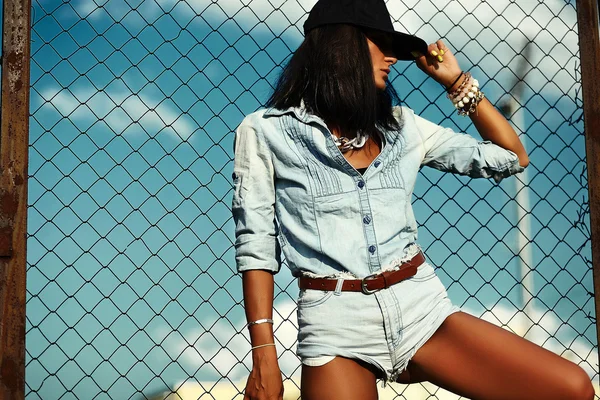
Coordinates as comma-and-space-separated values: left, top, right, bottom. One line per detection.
464, 97, 528, 168
413, 39, 529, 168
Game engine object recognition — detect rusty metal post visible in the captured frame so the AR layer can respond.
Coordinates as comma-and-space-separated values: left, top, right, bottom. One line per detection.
576, 0, 600, 365
0, 0, 31, 399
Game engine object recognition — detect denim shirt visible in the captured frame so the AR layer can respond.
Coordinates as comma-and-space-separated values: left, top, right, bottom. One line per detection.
231, 104, 525, 278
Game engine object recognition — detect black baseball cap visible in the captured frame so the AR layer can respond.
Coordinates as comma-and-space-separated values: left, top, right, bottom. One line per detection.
303, 0, 428, 60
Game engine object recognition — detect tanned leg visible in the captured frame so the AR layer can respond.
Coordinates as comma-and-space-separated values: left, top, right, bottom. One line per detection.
301, 357, 379, 400
396, 311, 594, 400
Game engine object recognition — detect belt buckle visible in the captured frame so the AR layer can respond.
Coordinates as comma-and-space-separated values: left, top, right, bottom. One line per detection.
361, 273, 380, 295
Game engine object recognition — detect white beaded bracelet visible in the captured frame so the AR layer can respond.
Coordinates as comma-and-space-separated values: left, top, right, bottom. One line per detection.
458, 90, 485, 116
447, 72, 485, 116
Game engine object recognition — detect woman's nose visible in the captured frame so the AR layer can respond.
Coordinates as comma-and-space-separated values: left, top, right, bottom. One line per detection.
386, 55, 398, 65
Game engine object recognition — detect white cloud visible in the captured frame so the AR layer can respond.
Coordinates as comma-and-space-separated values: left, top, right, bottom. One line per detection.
164, 299, 300, 382
72, 0, 107, 20
40, 87, 196, 140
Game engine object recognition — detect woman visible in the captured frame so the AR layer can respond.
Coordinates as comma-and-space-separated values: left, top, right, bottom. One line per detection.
231, 0, 596, 399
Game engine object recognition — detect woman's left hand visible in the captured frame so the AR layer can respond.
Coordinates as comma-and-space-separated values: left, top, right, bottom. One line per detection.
414, 40, 463, 90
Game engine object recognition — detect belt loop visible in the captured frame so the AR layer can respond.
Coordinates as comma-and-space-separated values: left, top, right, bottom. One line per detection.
334, 278, 344, 296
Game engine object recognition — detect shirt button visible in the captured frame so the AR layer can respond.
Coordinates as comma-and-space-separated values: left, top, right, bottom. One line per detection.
357, 180, 365, 189
374, 161, 381, 167
368, 245, 376, 254
363, 215, 371, 224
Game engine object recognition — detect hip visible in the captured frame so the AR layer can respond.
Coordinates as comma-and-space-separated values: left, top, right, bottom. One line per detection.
296, 261, 449, 337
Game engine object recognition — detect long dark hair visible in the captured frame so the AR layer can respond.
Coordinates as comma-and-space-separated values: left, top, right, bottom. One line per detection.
265, 23, 403, 140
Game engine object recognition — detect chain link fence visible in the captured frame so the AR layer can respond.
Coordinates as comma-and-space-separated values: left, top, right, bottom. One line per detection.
25, 0, 596, 398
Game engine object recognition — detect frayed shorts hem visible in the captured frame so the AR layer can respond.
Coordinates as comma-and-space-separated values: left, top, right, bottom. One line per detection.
298, 345, 388, 380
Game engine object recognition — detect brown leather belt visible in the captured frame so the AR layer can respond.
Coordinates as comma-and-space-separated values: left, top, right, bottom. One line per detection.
298, 251, 426, 295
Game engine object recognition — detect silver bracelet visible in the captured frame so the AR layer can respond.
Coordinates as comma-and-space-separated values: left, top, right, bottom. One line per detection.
247, 318, 274, 328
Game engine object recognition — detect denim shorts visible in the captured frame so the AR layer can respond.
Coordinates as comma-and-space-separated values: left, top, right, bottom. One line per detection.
296, 261, 462, 384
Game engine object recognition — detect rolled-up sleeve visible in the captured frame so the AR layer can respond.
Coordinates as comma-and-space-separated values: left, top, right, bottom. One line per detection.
231, 114, 281, 273
414, 112, 525, 183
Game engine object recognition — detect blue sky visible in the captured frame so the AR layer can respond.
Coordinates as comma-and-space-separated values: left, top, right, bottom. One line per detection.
24, 0, 594, 398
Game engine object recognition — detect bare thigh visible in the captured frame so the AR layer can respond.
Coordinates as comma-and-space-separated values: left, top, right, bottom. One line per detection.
301, 357, 379, 400
396, 311, 595, 400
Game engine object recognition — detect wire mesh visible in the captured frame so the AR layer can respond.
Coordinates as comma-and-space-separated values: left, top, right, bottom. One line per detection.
25, 0, 596, 399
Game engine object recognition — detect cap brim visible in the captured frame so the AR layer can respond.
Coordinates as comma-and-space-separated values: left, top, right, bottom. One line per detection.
392, 31, 428, 61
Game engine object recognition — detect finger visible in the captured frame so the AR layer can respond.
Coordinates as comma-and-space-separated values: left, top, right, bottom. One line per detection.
426, 43, 444, 64
411, 47, 437, 71
427, 43, 439, 54
435, 40, 448, 62
436, 39, 446, 52
438, 41, 451, 56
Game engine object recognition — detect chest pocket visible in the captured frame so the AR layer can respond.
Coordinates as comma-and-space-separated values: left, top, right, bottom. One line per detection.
282, 116, 346, 197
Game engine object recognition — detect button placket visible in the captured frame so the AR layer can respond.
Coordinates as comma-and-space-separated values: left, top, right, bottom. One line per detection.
353, 177, 379, 272
343, 130, 389, 274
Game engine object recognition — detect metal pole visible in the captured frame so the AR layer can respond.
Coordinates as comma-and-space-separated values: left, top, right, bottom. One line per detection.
503, 99, 535, 340
575, 0, 600, 369
0, 0, 31, 399
500, 42, 535, 340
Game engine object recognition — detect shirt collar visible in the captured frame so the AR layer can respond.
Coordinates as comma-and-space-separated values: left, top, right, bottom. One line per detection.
263, 100, 400, 143
263, 98, 314, 122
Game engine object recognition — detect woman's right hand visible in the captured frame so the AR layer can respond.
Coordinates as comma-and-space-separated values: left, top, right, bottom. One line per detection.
244, 349, 284, 400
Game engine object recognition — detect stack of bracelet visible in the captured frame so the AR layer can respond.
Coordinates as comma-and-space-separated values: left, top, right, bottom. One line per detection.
447, 72, 485, 116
